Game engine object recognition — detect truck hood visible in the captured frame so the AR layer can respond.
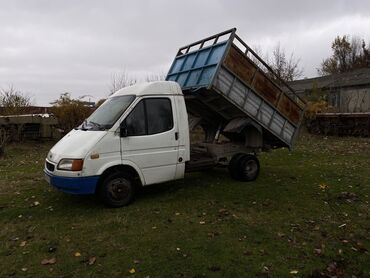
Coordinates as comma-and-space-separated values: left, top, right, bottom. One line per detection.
47, 129, 107, 163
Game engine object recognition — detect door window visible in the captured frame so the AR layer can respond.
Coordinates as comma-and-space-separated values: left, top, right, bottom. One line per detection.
124, 98, 173, 136
146, 98, 173, 134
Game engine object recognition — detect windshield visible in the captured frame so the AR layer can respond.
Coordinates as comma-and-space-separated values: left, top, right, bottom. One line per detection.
79, 95, 135, 130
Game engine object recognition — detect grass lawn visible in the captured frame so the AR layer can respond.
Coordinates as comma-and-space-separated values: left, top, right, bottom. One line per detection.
0, 135, 369, 277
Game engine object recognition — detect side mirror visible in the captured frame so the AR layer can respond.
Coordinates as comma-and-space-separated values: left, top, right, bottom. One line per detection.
120, 121, 128, 137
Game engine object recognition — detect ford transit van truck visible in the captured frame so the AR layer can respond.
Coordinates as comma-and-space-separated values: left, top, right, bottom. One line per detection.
44, 29, 305, 207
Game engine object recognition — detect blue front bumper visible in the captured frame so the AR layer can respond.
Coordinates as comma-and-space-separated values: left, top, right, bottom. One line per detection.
44, 170, 99, 195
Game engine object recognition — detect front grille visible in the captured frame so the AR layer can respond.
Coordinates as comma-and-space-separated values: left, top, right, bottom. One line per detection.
46, 161, 55, 172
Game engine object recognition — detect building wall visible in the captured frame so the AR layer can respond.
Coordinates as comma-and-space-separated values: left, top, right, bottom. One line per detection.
339, 87, 370, 113
0, 106, 52, 115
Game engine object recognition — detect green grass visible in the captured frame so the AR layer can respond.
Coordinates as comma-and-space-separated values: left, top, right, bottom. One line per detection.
0, 135, 369, 277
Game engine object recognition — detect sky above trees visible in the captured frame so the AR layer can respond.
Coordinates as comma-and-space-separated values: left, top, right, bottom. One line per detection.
1, 0, 370, 105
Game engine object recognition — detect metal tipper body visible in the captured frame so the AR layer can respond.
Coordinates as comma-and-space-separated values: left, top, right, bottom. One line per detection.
166, 28, 306, 150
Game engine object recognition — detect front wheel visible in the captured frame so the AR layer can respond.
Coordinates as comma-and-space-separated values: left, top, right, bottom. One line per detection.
98, 172, 136, 207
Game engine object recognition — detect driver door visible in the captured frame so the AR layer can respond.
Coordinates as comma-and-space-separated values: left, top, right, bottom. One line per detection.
120, 96, 180, 185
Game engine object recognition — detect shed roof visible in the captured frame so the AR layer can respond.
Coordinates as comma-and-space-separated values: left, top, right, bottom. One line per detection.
285, 67, 370, 93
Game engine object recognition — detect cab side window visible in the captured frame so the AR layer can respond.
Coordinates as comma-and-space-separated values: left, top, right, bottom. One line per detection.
146, 98, 173, 134
124, 98, 173, 136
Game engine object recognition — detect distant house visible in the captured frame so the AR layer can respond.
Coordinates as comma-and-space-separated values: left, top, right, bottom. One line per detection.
285, 68, 370, 113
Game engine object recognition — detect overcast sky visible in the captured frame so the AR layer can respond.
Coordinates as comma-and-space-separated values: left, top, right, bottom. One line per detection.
1, 0, 370, 105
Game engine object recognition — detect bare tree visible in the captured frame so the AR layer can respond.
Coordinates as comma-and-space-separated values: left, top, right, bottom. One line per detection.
269, 43, 303, 82
248, 45, 267, 71
0, 85, 32, 115
109, 70, 168, 95
145, 72, 166, 82
351, 36, 363, 65
109, 70, 137, 95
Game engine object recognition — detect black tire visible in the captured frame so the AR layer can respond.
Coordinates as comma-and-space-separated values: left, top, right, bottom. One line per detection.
229, 153, 260, 182
237, 154, 260, 182
98, 172, 136, 207
228, 153, 246, 180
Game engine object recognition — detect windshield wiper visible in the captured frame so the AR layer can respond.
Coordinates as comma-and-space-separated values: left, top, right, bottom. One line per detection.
88, 121, 104, 130
76, 120, 88, 130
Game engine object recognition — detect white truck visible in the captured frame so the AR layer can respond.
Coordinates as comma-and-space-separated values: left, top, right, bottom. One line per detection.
44, 29, 306, 207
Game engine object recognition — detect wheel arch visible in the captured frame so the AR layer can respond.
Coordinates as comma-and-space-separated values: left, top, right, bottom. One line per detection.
96, 163, 145, 193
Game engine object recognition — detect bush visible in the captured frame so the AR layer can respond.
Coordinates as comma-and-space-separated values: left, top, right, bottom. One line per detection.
51, 93, 93, 133
0, 85, 32, 115
305, 100, 330, 119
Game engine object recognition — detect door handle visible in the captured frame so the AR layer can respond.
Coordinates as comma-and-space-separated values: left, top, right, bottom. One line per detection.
175, 132, 179, 140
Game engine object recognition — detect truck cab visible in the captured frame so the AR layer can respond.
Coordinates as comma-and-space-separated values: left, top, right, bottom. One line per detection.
44, 81, 190, 207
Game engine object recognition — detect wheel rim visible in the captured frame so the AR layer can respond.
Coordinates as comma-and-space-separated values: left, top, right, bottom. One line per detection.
243, 159, 258, 178
107, 178, 131, 201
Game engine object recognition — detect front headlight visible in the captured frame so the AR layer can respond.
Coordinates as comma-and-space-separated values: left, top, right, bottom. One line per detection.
57, 159, 84, 171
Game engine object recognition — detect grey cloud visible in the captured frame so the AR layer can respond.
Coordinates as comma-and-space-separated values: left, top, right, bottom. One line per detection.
0, 0, 369, 105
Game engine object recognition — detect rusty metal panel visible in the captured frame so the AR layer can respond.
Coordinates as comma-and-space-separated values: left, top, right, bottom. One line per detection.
223, 45, 303, 126
277, 94, 300, 124
223, 46, 282, 106
223, 46, 256, 83
253, 71, 280, 105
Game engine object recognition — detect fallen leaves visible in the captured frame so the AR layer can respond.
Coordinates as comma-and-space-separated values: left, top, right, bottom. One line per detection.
128, 268, 136, 274
319, 183, 329, 190
218, 208, 229, 215
88, 256, 96, 265
207, 231, 220, 238
337, 191, 358, 203
19, 241, 27, 247
355, 242, 368, 253
74, 252, 81, 257
30, 199, 41, 207
277, 232, 285, 238
41, 257, 56, 265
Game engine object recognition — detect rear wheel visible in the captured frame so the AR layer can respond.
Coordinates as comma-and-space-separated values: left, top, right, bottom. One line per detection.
228, 153, 245, 180
98, 172, 136, 207
229, 154, 260, 182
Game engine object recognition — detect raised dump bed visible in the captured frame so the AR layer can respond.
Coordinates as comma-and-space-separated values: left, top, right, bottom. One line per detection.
166, 28, 306, 149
